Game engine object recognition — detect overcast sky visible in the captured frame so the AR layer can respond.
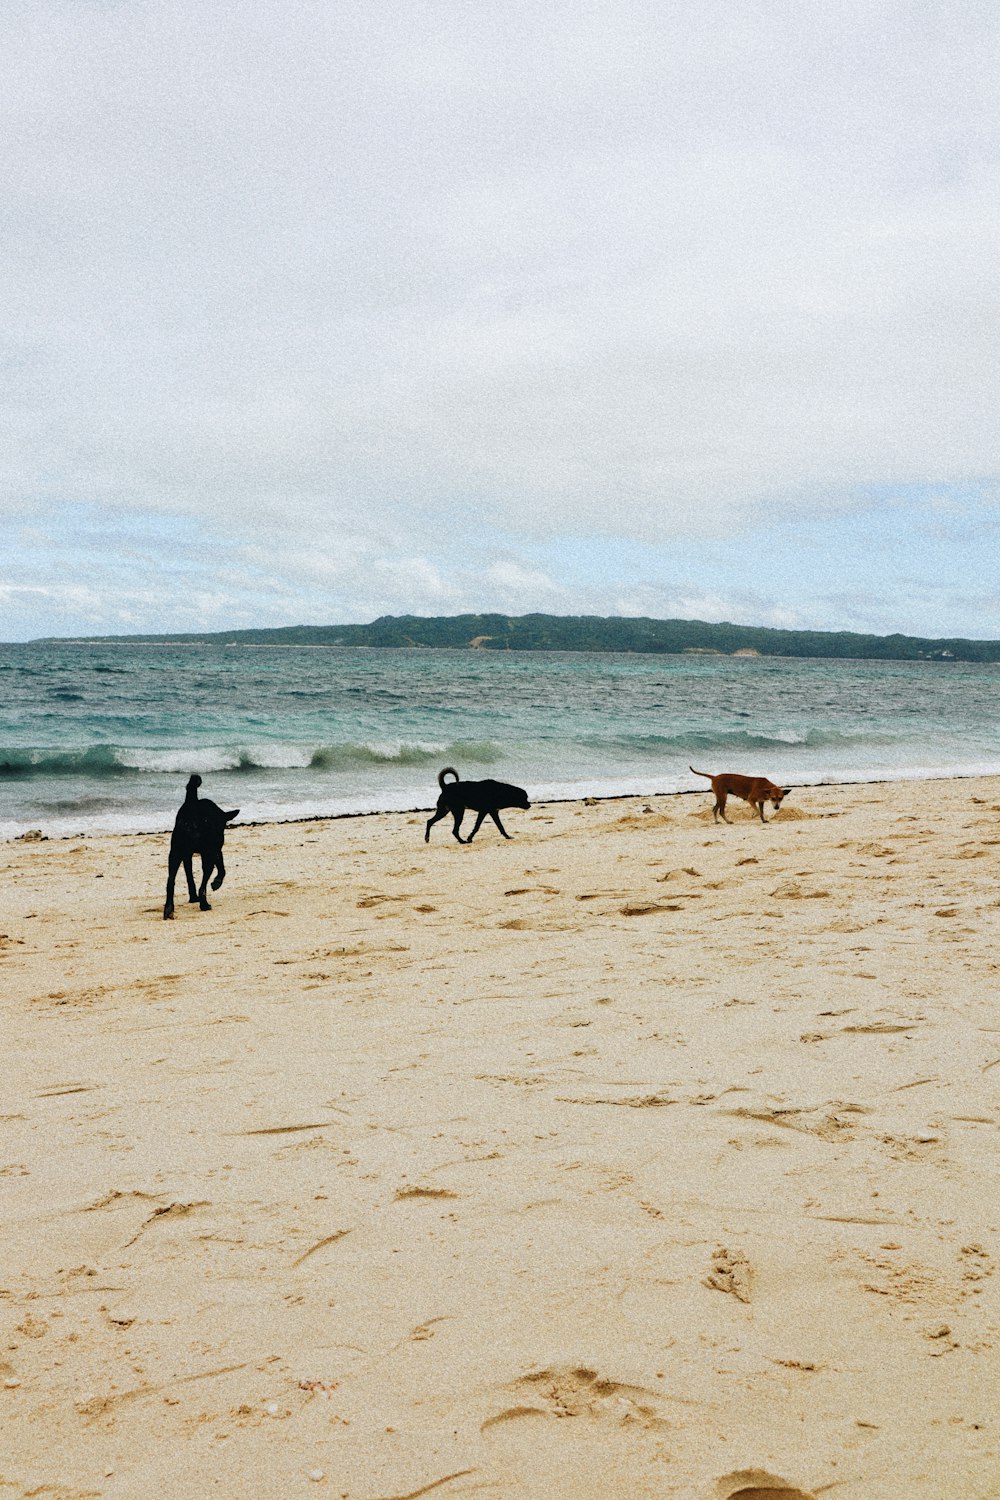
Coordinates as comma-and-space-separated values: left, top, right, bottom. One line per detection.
1, 0, 998, 640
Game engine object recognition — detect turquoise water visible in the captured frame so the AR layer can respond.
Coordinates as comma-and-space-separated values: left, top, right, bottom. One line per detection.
2, 642, 999, 838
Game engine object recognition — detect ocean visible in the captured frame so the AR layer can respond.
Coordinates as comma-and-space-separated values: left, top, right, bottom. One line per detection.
2, 641, 999, 839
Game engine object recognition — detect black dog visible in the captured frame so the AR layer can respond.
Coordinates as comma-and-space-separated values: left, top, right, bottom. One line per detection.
163, 774, 239, 919
425, 766, 530, 844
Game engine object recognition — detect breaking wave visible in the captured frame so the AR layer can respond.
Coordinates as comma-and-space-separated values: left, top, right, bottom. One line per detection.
577, 727, 892, 756
0, 739, 502, 780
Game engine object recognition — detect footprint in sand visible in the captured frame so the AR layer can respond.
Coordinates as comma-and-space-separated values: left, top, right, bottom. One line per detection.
713, 1472, 816, 1500
768, 881, 831, 900
704, 1247, 754, 1304
482, 1365, 669, 1432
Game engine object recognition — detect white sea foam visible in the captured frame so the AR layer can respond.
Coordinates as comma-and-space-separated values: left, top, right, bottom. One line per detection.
240, 744, 315, 770
115, 747, 243, 774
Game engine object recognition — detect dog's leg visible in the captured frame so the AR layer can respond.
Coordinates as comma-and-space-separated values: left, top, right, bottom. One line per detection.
164, 850, 182, 919
211, 851, 226, 891
197, 854, 214, 911
183, 853, 198, 903
489, 811, 511, 839
451, 809, 467, 843
716, 793, 731, 824
424, 800, 448, 842
465, 810, 488, 842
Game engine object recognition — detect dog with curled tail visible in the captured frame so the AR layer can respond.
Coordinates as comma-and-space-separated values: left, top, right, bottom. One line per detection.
425, 766, 531, 844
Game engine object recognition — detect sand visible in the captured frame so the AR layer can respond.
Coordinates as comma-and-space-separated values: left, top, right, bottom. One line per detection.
3, 777, 1000, 1499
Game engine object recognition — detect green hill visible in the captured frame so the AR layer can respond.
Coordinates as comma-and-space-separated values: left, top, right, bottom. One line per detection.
34, 613, 1000, 662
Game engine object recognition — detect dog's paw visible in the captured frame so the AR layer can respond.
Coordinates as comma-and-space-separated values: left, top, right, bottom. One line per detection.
199, 900, 212, 911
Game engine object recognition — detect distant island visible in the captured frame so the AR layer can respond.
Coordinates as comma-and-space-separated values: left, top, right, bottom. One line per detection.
32, 613, 1000, 662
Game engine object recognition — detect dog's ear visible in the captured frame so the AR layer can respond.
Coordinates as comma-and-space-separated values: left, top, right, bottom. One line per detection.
224, 809, 240, 822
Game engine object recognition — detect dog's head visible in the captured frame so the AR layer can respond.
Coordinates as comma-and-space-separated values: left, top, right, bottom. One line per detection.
224, 809, 240, 823
515, 789, 531, 810
769, 786, 788, 809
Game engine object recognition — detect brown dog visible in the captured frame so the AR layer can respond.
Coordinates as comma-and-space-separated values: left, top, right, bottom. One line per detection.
689, 765, 788, 824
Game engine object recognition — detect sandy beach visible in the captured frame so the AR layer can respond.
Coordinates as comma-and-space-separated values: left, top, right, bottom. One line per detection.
3, 775, 1000, 1499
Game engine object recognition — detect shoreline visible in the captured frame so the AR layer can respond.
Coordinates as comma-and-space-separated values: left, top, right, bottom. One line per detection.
5, 764, 1000, 843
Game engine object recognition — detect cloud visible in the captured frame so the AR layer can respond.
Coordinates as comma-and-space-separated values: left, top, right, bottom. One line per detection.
5, 488, 997, 643
0, 1, 998, 635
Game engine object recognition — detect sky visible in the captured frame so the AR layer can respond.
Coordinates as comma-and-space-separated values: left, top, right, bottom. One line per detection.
1, 0, 998, 641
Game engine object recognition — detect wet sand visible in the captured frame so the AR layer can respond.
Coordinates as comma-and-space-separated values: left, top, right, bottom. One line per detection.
3, 777, 1000, 1499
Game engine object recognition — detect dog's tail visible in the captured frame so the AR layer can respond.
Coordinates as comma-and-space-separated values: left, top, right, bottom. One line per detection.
185, 773, 203, 796
438, 766, 460, 789
689, 766, 712, 780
